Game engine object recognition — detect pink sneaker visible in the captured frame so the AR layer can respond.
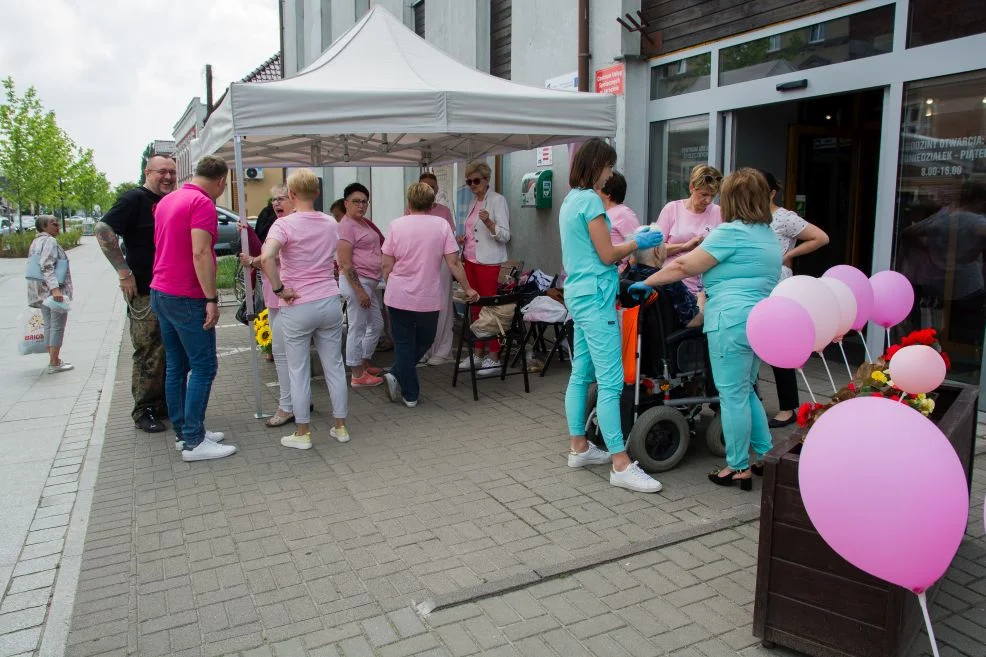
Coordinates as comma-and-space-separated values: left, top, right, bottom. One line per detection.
365, 366, 383, 376
351, 372, 383, 387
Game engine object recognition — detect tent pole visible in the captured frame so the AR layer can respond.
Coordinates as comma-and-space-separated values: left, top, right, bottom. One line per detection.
234, 134, 269, 420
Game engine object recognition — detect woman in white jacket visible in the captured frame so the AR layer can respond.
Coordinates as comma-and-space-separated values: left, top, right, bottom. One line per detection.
459, 160, 511, 375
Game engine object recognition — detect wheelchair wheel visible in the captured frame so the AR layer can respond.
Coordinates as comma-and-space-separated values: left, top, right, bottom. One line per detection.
705, 413, 725, 457
584, 384, 606, 450
627, 406, 690, 472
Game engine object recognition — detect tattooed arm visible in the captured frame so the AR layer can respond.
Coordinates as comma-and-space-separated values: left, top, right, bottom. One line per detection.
94, 220, 137, 300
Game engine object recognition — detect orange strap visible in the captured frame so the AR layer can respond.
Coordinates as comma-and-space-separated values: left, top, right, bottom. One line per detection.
620, 306, 639, 385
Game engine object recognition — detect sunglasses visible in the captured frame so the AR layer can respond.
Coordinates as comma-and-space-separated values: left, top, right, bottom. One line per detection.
348, 198, 369, 206
465, 177, 485, 186
702, 175, 723, 185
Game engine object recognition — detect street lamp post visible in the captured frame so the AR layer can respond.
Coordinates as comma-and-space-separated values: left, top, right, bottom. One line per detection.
59, 177, 66, 232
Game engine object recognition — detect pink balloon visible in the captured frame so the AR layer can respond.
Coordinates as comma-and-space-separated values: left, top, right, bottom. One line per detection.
771, 276, 839, 352
824, 265, 874, 331
800, 397, 968, 593
888, 345, 946, 395
746, 297, 816, 368
869, 270, 915, 329
819, 277, 857, 341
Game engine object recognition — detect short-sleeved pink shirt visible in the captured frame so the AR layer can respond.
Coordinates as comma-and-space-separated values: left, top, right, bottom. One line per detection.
337, 215, 383, 280
382, 214, 458, 312
266, 211, 340, 305
607, 203, 640, 245
654, 199, 723, 294
151, 183, 217, 298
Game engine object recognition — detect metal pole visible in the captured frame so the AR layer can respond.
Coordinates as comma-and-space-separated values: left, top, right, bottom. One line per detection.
577, 0, 590, 92
59, 178, 65, 232
233, 134, 269, 419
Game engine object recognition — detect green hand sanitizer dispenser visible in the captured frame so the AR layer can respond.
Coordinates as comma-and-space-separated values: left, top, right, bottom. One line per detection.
521, 170, 552, 209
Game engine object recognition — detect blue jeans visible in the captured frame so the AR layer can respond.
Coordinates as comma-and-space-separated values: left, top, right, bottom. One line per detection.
388, 307, 438, 403
150, 290, 217, 448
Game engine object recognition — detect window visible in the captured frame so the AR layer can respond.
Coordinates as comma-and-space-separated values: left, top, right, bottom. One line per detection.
490, 0, 511, 79
413, 0, 425, 38
650, 53, 711, 100
894, 70, 986, 392
908, 0, 986, 47
718, 5, 894, 87
648, 114, 710, 218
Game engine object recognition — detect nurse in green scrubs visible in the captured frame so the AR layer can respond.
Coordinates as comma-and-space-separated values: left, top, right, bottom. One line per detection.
629, 168, 782, 491
560, 138, 665, 494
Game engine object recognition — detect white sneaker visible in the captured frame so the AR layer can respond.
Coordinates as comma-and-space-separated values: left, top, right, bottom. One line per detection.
567, 442, 612, 468
458, 356, 479, 371
402, 397, 418, 408
610, 461, 663, 493
181, 440, 237, 462
175, 429, 225, 451
427, 355, 455, 366
281, 432, 312, 450
476, 358, 501, 378
330, 426, 350, 443
47, 361, 73, 374
383, 372, 400, 402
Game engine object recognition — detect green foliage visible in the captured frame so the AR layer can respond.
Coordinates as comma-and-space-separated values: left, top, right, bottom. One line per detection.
57, 227, 82, 250
137, 142, 155, 186
216, 255, 238, 290
0, 229, 34, 256
66, 148, 112, 216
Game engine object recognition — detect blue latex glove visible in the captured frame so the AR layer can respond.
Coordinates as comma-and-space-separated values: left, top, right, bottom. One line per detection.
628, 282, 655, 301
634, 229, 664, 250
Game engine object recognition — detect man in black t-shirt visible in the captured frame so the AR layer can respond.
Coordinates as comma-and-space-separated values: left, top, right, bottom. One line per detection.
95, 155, 177, 433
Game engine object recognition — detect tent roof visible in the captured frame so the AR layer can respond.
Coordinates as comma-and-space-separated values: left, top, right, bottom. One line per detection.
192, 6, 616, 168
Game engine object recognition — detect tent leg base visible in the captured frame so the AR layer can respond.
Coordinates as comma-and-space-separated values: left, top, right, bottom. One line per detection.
253, 412, 273, 420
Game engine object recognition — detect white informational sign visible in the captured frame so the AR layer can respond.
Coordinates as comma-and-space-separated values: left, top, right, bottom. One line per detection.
536, 146, 553, 167
545, 71, 578, 91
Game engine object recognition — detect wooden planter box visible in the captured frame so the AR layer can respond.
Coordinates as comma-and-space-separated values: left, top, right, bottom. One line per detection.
753, 382, 979, 657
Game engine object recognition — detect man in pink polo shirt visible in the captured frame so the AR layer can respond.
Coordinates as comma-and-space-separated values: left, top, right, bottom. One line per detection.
150, 155, 237, 462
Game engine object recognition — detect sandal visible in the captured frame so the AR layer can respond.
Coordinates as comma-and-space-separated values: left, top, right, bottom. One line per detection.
265, 412, 295, 427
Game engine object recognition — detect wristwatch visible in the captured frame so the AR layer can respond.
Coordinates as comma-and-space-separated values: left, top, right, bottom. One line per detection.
205, 297, 219, 303
272, 284, 285, 295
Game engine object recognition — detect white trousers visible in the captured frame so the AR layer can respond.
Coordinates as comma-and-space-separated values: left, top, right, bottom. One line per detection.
339, 275, 384, 367
268, 307, 292, 412
424, 263, 454, 360
279, 295, 348, 422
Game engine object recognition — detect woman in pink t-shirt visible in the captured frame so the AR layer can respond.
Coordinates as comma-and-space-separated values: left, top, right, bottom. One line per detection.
598, 172, 640, 270
653, 165, 724, 296
259, 169, 350, 450
380, 183, 479, 407
336, 182, 386, 388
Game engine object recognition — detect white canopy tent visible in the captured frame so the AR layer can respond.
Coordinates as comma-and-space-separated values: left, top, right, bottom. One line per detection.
191, 5, 617, 417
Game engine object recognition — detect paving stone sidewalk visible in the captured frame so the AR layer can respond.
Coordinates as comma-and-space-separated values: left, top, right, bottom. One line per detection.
62, 319, 986, 657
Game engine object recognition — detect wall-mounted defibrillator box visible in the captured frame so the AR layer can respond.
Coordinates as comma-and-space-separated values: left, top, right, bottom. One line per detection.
521, 170, 552, 209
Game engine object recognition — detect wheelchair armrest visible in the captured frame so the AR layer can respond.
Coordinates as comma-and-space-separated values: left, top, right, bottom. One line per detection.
666, 326, 703, 345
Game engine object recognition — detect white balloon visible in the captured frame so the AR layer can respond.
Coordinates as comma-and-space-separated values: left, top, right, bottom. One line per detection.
771, 275, 840, 352
819, 277, 857, 341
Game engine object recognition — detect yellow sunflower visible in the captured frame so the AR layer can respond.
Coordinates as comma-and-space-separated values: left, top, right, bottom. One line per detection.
256, 326, 272, 348
257, 308, 269, 323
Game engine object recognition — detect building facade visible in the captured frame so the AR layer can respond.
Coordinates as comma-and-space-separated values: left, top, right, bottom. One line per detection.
280, 0, 986, 409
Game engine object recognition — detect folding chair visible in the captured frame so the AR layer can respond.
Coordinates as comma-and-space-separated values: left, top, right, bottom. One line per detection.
452, 291, 530, 401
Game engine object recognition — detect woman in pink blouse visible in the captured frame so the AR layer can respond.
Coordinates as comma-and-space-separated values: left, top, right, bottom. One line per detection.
381, 183, 479, 407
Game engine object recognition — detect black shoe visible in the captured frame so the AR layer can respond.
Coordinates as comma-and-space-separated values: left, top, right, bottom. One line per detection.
135, 408, 166, 433
708, 468, 753, 491
768, 415, 796, 429
751, 462, 765, 477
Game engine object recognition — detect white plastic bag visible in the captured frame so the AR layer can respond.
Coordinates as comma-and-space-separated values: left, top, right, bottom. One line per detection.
18, 308, 46, 355
521, 295, 569, 324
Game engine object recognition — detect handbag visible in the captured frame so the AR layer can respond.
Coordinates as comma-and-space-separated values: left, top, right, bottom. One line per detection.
470, 303, 515, 338
25, 254, 68, 285
235, 292, 266, 326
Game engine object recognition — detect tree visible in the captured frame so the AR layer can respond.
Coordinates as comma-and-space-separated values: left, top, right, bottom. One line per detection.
137, 142, 155, 185
67, 148, 111, 217
113, 181, 139, 203
26, 110, 73, 213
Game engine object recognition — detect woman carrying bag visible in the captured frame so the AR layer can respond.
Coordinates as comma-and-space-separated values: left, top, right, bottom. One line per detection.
26, 215, 74, 373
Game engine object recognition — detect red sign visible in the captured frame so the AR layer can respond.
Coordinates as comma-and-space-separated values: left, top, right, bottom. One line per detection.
595, 64, 625, 96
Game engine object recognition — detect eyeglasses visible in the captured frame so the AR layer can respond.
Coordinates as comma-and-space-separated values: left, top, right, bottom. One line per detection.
465, 177, 485, 186
148, 169, 177, 176
702, 175, 723, 185
348, 198, 369, 206
272, 196, 289, 203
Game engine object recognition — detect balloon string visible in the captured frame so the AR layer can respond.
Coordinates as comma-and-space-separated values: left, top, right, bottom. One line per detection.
917, 592, 941, 657
899, 392, 906, 402
797, 368, 817, 403
886, 328, 891, 351
817, 352, 838, 394
856, 329, 873, 362
837, 340, 853, 380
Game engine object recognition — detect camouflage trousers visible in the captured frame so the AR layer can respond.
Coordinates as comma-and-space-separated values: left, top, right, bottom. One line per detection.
128, 293, 167, 421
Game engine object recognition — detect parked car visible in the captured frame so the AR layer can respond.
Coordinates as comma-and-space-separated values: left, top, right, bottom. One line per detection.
215, 207, 257, 255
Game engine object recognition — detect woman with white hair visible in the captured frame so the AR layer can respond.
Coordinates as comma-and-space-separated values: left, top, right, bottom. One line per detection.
26, 215, 74, 373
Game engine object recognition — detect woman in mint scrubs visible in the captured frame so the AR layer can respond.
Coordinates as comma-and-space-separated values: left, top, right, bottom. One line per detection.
560, 139, 665, 494
630, 168, 781, 491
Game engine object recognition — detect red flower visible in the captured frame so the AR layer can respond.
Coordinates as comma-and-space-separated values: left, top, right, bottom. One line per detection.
901, 328, 936, 347
883, 344, 903, 362
848, 382, 857, 393
941, 352, 951, 369
796, 402, 813, 427
870, 392, 883, 397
